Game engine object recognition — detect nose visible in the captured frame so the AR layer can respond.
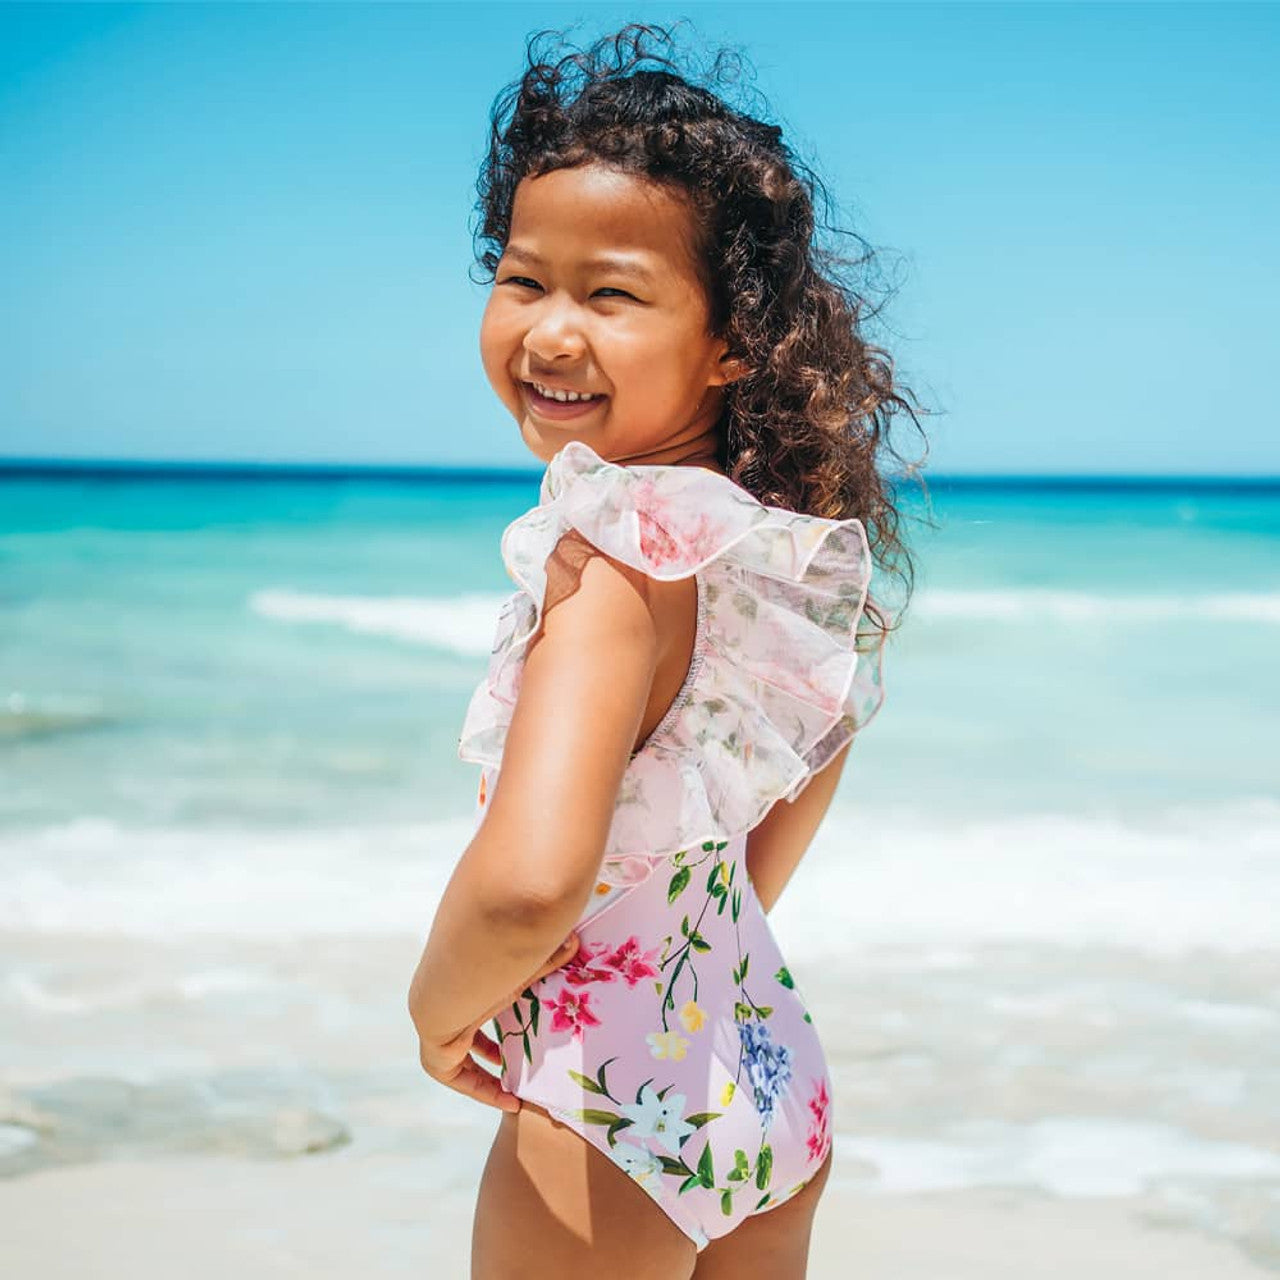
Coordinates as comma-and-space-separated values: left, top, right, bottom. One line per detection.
522, 293, 588, 364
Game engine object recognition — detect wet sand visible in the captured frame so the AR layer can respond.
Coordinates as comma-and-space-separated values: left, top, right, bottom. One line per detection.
2, 929, 1277, 1277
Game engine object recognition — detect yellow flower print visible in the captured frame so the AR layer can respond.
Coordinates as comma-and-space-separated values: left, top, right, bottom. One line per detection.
720, 1081, 736, 1107
646, 1029, 691, 1062
678, 999, 706, 1034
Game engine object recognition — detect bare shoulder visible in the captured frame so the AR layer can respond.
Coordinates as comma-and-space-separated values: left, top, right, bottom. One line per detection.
535, 527, 659, 638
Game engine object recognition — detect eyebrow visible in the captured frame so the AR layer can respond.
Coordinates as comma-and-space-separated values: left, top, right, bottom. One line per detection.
500, 244, 656, 285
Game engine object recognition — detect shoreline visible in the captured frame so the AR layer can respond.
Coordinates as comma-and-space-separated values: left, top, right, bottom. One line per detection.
0, 1150, 1274, 1278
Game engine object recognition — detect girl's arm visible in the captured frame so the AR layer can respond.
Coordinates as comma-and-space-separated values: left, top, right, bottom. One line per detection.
745, 739, 852, 913
408, 531, 662, 1046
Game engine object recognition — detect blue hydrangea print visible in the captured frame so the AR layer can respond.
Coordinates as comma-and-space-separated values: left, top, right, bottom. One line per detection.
737, 1021, 793, 1127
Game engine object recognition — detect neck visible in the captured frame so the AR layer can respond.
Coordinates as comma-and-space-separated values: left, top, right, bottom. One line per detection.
613, 402, 728, 475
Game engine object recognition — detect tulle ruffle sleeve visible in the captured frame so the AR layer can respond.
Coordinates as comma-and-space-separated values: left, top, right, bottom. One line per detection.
457, 439, 886, 879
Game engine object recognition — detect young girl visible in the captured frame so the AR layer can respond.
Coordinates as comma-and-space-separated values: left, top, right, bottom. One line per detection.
408, 22, 922, 1279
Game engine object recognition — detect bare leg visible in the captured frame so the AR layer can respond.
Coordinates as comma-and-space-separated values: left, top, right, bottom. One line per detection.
691, 1149, 833, 1280
472, 1100, 699, 1280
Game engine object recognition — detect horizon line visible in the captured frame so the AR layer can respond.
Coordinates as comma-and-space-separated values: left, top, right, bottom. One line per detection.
1, 455, 1278, 492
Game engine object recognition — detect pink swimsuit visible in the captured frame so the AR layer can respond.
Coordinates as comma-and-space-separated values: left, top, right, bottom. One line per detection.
457, 439, 886, 1251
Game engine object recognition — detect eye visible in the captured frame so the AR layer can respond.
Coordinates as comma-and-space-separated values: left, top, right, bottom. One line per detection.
594, 287, 638, 300
499, 275, 542, 290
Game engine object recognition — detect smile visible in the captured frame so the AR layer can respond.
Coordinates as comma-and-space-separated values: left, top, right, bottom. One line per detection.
523, 381, 608, 418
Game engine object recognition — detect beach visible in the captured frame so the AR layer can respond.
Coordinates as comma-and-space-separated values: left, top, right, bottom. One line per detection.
2, 471, 1278, 1275
2, 926, 1277, 1278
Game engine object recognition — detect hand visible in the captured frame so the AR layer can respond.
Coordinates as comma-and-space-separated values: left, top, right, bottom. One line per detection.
415, 931, 580, 1113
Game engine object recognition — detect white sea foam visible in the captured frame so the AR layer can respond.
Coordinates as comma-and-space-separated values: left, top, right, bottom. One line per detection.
246, 587, 1280, 670
773, 798, 1280, 958
0, 815, 470, 938
3, 966, 278, 1015
914, 589, 1280, 623
839, 1116, 1280, 1196
1, 802, 1276, 953
248, 588, 507, 655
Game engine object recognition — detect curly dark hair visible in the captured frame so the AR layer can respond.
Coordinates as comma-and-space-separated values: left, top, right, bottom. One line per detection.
472, 21, 933, 640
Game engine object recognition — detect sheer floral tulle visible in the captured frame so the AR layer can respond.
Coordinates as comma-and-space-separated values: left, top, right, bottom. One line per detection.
456, 439, 886, 886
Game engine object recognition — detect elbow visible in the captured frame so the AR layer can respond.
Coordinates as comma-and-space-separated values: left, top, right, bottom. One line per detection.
476, 875, 587, 939
406, 969, 432, 1032
461, 825, 601, 940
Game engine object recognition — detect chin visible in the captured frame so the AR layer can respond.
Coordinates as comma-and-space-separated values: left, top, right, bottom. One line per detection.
517, 419, 562, 464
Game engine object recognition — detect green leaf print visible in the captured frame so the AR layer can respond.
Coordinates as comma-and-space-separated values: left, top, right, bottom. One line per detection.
728, 1168, 744, 1183
658, 1156, 688, 1176
678, 1174, 701, 1195
775, 966, 795, 989
696, 1141, 715, 1188
573, 1108, 623, 1127
596, 1056, 618, 1096
683, 1112, 722, 1129
528, 994, 540, 1036
605, 1118, 634, 1147
689, 933, 712, 953
756, 1193, 772, 1210
721, 1189, 735, 1216
521, 1030, 531, 1063
667, 866, 691, 903
734, 1149, 750, 1175
756, 1144, 774, 1190
568, 1070, 605, 1095
756, 1005, 773, 1019
739, 954, 750, 981
734, 1001, 753, 1022
731, 888, 742, 922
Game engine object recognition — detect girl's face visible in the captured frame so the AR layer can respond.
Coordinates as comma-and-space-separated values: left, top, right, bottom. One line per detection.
480, 162, 742, 467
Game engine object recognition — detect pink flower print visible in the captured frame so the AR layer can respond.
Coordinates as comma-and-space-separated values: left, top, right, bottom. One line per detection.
603, 935, 660, 988
806, 1119, 830, 1165
544, 986, 602, 1041
807, 1078, 830, 1125
562, 940, 619, 987
633, 477, 730, 571
637, 506, 684, 569
805, 1078, 831, 1164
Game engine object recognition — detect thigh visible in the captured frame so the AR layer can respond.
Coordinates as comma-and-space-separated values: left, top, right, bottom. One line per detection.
471, 1100, 699, 1280
691, 1148, 833, 1280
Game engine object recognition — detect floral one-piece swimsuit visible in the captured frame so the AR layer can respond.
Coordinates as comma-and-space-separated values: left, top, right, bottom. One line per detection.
457, 439, 886, 1252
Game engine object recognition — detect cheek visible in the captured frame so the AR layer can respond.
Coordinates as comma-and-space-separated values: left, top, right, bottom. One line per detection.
612, 331, 705, 405
478, 302, 517, 394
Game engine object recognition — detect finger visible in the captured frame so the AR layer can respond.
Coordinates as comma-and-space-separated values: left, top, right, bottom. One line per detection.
532, 933, 581, 983
445, 1057, 521, 1113
472, 1028, 503, 1066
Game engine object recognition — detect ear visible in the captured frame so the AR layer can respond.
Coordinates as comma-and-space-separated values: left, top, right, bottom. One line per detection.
710, 349, 752, 386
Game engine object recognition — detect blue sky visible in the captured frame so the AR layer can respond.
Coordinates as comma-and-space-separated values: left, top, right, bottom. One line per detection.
2, 2, 1276, 475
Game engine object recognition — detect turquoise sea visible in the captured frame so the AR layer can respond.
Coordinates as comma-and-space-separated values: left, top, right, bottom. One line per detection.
2, 468, 1277, 936
2, 466, 1278, 1269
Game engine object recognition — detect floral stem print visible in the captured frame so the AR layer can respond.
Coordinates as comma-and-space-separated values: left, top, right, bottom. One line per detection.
657, 841, 729, 1032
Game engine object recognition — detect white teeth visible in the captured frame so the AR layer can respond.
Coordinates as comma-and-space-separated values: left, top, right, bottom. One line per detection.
532, 381, 599, 403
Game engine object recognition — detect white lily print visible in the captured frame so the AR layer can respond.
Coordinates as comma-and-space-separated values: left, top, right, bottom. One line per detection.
619, 1084, 695, 1154
608, 1140, 664, 1187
